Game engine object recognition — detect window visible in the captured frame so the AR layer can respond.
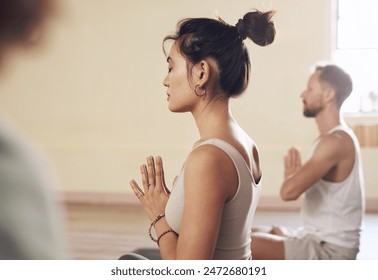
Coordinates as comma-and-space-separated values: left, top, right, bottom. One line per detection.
335, 0, 378, 114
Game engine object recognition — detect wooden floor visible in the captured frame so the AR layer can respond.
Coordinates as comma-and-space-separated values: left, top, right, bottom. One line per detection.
64, 204, 151, 260
64, 203, 378, 260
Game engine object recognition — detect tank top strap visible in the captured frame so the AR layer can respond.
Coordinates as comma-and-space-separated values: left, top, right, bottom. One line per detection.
327, 123, 348, 134
195, 138, 253, 181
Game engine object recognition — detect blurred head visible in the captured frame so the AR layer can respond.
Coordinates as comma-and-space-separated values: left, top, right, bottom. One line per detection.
162, 9, 275, 107
301, 64, 353, 117
316, 64, 353, 108
0, 0, 55, 63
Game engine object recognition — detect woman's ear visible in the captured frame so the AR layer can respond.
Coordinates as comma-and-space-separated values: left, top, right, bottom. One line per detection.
194, 60, 211, 86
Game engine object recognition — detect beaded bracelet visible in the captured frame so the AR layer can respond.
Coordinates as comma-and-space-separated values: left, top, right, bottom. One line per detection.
152, 213, 165, 226
148, 214, 166, 243
157, 229, 178, 246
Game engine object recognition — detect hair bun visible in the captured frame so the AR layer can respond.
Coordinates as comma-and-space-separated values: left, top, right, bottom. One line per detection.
235, 19, 248, 40
236, 10, 276, 46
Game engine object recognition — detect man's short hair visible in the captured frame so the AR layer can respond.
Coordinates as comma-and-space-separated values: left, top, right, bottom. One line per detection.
315, 64, 353, 107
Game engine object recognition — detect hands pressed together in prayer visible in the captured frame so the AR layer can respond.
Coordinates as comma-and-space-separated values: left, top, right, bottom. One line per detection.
130, 156, 171, 221
284, 147, 302, 179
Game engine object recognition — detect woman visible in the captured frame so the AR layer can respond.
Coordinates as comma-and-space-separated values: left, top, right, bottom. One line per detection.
129, 9, 275, 260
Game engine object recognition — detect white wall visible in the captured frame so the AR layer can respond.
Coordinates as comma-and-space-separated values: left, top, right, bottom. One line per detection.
0, 0, 377, 201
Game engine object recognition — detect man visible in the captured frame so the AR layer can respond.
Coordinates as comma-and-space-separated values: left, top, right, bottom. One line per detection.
0, 0, 68, 259
251, 64, 365, 260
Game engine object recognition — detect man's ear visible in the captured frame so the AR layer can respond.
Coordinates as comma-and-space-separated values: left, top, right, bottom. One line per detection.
323, 86, 336, 104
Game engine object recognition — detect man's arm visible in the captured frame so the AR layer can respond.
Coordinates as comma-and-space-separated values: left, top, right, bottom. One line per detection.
280, 134, 347, 201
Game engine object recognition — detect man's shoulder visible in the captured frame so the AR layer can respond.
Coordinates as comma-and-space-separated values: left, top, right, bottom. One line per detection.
310, 131, 355, 168
319, 129, 353, 147
312, 131, 353, 159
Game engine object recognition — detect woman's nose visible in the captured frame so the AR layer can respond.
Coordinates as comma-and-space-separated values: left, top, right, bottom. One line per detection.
163, 75, 169, 87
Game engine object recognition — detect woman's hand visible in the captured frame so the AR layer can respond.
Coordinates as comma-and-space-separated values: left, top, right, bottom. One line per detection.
130, 156, 171, 221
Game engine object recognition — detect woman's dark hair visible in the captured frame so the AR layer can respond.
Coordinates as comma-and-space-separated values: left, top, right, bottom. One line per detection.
0, 0, 54, 48
163, 10, 275, 99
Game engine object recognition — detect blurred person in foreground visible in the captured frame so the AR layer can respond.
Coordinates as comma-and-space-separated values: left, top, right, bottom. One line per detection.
251, 64, 365, 260
0, 0, 67, 259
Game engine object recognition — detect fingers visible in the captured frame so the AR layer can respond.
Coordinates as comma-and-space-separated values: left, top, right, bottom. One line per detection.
284, 148, 293, 170
290, 147, 301, 167
147, 156, 156, 188
286, 147, 300, 165
155, 156, 170, 195
140, 164, 149, 194
284, 152, 290, 169
130, 180, 144, 200
155, 156, 162, 189
284, 147, 302, 178
295, 149, 302, 167
135, 156, 170, 196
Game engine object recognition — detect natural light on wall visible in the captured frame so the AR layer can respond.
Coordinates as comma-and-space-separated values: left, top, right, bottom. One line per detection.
335, 0, 378, 114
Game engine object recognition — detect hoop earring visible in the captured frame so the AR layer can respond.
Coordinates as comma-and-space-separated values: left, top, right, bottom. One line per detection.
194, 84, 206, 97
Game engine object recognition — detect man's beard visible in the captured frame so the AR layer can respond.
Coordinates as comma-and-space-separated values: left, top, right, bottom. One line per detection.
303, 106, 322, 118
